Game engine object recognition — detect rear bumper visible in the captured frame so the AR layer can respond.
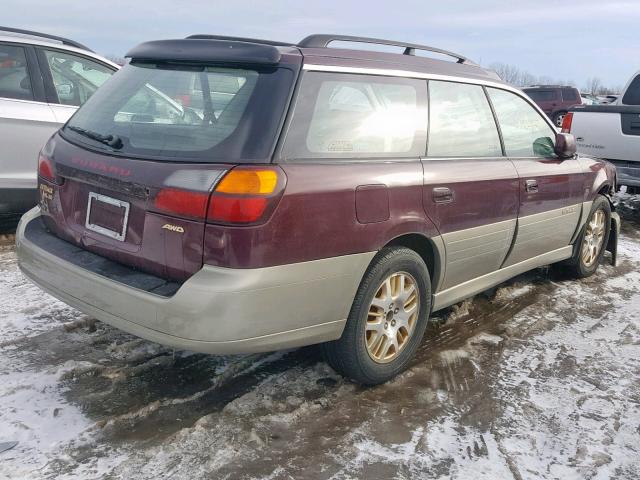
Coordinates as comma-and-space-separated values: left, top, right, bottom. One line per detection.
16, 208, 374, 354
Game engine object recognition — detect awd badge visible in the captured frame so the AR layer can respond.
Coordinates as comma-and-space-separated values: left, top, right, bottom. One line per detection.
162, 224, 185, 233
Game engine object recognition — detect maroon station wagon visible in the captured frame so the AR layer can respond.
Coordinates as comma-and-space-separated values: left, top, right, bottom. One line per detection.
16, 34, 620, 384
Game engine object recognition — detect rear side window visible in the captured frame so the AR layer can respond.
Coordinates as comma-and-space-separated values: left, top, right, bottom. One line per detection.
427, 81, 501, 157
0, 44, 33, 101
43, 50, 114, 106
561, 88, 579, 102
281, 72, 428, 159
488, 88, 556, 158
622, 75, 640, 105
524, 90, 557, 102
64, 62, 294, 162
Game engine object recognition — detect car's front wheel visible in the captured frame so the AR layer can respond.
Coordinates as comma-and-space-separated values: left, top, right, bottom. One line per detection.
566, 195, 611, 278
322, 247, 431, 385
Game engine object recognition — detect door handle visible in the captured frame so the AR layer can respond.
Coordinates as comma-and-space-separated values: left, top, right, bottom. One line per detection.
525, 179, 539, 193
433, 187, 454, 204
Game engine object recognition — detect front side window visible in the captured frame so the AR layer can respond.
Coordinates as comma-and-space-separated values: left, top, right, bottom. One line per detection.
488, 88, 556, 158
43, 50, 114, 106
0, 44, 33, 101
64, 62, 293, 162
281, 72, 428, 159
427, 81, 502, 157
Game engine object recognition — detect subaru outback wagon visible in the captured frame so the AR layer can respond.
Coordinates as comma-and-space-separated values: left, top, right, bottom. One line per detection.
16, 34, 620, 385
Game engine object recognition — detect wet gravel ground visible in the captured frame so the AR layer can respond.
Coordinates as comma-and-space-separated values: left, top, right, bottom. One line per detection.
1, 193, 639, 479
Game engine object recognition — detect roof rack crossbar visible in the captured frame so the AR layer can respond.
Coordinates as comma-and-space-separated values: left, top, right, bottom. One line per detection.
186, 34, 294, 47
297, 34, 474, 65
0, 26, 93, 52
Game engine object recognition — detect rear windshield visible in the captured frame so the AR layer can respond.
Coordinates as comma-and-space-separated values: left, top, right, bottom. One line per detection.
622, 75, 640, 105
63, 62, 294, 162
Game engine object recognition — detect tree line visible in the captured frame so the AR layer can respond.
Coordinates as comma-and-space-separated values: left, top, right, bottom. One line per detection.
489, 62, 622, 95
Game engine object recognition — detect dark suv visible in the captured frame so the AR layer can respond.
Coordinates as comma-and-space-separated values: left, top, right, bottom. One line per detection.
522, 85, 583, 127
16, 34, 619, 385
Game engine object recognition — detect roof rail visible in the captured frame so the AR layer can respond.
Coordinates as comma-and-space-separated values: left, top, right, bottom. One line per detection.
186, 34, 294, 47
297, 34, 474, 65
0, 26, 93, 52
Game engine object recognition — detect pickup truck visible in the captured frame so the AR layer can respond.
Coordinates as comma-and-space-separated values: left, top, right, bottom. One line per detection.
564, 71, 640, 192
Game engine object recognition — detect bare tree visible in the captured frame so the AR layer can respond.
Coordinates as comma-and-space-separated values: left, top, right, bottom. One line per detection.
519, 71, 537, 87
584, 77, 603, 95
489, 62, 522, 85
489, 63, 618, 93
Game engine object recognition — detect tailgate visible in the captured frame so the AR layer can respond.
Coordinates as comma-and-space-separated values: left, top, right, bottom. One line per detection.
40, 135, 227, 282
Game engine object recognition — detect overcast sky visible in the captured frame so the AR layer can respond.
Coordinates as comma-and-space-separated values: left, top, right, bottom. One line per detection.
3, 0, 637, 89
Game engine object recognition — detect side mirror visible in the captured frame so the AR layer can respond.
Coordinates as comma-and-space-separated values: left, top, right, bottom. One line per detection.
554, 132, 577, 159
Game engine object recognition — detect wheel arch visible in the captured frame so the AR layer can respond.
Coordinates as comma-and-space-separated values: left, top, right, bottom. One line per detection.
382, 232, 445, 292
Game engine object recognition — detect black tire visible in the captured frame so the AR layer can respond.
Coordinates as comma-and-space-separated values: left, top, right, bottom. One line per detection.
553, 111, 568, 128
565, 195, 611, 278
322, 247, 431, 385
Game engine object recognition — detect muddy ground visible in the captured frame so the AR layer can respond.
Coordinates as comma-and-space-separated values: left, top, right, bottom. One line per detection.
1, 193, 639, 479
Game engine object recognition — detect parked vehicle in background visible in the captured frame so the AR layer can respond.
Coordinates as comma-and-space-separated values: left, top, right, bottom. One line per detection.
16, 34, 620, 385
598, 95, 620, 104
522, 85, 582, 127
580, 93, 600, 105
0, 27, 118, 225
565, 71, 640, 192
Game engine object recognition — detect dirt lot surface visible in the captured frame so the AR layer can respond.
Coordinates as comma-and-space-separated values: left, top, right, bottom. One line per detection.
1, 193, 639, 479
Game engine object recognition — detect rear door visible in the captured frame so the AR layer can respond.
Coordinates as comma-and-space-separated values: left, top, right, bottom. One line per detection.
421, 80, 519, 291
0, 42, 58, 199
486, 87, 582, 266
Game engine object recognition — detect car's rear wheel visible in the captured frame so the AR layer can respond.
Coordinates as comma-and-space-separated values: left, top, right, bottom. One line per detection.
566, 195, 611, 278
553, 111, 568, 127
322, 247, 431, 385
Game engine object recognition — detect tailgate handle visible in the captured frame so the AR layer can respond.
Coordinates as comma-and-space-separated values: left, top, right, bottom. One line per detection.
525, 179, 539, 193
433, 187, 454, 204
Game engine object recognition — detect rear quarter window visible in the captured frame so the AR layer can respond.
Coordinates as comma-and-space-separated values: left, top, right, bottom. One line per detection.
561, 88, 579, 102
524, 90, 557, 102
281, 72, 428, 160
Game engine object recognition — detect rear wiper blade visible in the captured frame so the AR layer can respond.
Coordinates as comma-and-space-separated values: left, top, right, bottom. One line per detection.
67, 125, 123, 149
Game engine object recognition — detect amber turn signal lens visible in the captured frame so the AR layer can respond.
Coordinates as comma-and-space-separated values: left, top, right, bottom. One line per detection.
215, 169, 278, 195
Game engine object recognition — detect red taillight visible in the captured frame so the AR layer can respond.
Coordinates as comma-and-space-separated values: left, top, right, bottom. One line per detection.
561, 112, 573, 133
38, 154, 55, 182
207, 166, 285, 225
154, 188, 209, 219
208, 196, 268, 223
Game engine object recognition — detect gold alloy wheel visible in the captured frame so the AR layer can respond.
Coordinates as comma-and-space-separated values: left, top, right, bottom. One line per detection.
581, 208, 606, 267
365, 271, 420, 364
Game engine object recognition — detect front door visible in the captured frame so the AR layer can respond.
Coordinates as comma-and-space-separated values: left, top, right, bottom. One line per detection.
422, 81, 519, 292
486, 87, 582, 267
